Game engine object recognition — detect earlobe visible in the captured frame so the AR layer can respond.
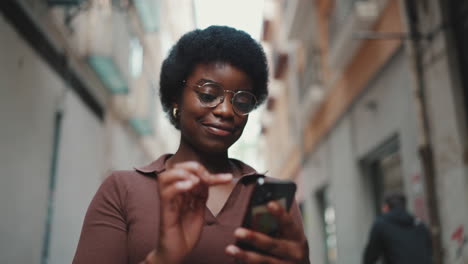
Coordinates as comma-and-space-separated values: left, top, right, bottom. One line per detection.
172, 105, 180, 119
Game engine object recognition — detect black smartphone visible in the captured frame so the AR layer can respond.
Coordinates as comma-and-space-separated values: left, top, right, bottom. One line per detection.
237, 177, 297, 252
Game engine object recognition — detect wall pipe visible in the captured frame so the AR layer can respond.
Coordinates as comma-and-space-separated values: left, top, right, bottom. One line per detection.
401, 0, 444, 263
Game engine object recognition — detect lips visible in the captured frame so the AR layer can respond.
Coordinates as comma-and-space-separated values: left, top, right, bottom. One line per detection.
202, 123, 235, 136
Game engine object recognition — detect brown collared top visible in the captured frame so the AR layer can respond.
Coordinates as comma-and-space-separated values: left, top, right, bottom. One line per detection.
73, 154, 306, 264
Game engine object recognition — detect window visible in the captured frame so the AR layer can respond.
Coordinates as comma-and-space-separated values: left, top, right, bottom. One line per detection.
297, 43, 321, 101
317, 187, 338, 264
129, 37, 143, 79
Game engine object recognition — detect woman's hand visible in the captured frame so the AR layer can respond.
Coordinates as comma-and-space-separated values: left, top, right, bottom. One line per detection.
144, 161, 232, 264
225, 201, 309, 264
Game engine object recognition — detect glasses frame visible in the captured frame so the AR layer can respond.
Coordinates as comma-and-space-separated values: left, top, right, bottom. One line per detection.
187, 80, 258, 116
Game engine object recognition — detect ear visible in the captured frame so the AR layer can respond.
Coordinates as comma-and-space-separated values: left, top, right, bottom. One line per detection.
171, 95, 180, 109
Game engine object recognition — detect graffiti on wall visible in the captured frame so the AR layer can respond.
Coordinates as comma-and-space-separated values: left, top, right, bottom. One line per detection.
451, 225, 467, 261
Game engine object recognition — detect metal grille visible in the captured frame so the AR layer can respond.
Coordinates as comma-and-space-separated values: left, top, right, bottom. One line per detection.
298, 46, 321, 101
328, 0, 362, 44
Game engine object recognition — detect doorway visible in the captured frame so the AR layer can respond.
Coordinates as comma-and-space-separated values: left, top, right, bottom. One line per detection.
317, 186, 338, 264
449, 0, 468, 124
361, 136, 404, 216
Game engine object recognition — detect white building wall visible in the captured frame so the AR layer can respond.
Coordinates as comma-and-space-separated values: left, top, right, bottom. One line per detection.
302, 50, 424, 264
106, 111, 152, 171
0, 14, 64, 264
302, 195, 327, 264
0, 12, 148, 264
302, 142, 329, 264
327, 116, 367, 264
0, 2, 190, 263
350, 50, 424, 218
420, 10, 468, 261
48, 91, 105, 264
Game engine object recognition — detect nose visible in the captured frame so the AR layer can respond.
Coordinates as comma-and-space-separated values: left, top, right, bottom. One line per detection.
212, 94, 235, 119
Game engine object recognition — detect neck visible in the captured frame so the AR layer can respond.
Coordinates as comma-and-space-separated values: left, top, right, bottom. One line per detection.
167, 141, 232, 174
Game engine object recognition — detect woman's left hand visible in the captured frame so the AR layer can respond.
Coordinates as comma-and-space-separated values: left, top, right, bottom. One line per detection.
225, 201, 309, 264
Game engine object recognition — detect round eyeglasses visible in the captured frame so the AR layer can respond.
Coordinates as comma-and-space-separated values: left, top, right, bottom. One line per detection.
190, 81, 258, 115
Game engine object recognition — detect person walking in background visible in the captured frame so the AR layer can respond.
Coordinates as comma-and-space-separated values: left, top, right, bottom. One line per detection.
363, 191, 433, 264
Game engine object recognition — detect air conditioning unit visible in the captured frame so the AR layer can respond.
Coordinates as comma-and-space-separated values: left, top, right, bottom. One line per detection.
47, 0, 85, 6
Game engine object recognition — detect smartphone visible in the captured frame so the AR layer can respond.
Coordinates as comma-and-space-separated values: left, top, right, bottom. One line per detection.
237, 177, 297, 252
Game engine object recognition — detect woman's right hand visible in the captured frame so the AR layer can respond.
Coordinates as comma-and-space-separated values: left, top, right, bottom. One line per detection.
143, 161, 232, 264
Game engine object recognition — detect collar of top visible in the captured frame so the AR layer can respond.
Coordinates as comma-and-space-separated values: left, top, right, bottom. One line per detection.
134, 153, 261, 179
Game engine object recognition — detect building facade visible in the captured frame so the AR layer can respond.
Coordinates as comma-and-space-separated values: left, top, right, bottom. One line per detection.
262, 0, 468, 263
0, 1, 193, 263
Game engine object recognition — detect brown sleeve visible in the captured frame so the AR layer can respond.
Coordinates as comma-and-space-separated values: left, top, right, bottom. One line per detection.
73, 173, 128, 264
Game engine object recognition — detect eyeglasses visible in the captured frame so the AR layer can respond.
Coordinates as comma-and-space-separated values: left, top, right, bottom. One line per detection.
189, 81, 258, 115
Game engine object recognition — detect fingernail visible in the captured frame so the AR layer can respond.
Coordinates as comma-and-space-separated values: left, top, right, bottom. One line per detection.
268, 201, 279, 211
226, 245, 239, 255
235, 228, 248, 238
189, 175, 200, 183
220, 173, 232, 180
176, 180, 193, 189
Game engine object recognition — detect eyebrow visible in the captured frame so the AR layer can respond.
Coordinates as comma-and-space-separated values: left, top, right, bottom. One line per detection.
195, 78, 252, 91
196, 78, 219, 85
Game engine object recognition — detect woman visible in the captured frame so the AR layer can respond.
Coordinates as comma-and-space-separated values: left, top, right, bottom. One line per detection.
73, 26, 309, 264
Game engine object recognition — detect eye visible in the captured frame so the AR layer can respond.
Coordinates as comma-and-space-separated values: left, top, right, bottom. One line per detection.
233, 93, 256, 113
197, 92, 218, 103
195, 82, 222, 103
234, 101, 252, 113
235, 97, 250, 104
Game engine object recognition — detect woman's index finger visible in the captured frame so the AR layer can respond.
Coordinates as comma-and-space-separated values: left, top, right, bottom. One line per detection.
173, 161, 209, 176
173, 161, 232, 184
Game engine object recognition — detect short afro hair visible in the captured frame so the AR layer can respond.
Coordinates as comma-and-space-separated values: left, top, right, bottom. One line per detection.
159, 25, 269, 128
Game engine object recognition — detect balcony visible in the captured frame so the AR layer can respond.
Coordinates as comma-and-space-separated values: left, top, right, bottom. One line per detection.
328, 0, 388, 71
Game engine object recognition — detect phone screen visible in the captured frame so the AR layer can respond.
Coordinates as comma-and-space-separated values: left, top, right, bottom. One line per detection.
237, 177, 296, 252
250, 198, 286, 235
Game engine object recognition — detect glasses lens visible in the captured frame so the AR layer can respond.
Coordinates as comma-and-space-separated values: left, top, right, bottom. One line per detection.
233, 92, 256, 115
195, 83, 223, 106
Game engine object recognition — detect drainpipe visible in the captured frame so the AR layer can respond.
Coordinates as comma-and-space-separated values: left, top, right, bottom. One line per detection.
41, 56, 68, 264
401, 0, 444, 263
41, 109, 63, 264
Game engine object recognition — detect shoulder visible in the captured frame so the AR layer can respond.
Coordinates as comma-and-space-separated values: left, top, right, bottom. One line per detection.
371, 216, 388, 232
104, 169, 156, 188
229, 158, 260, 176
97, 169, 158, 203
100, 154, 170, 194
413, 218, 431, 232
